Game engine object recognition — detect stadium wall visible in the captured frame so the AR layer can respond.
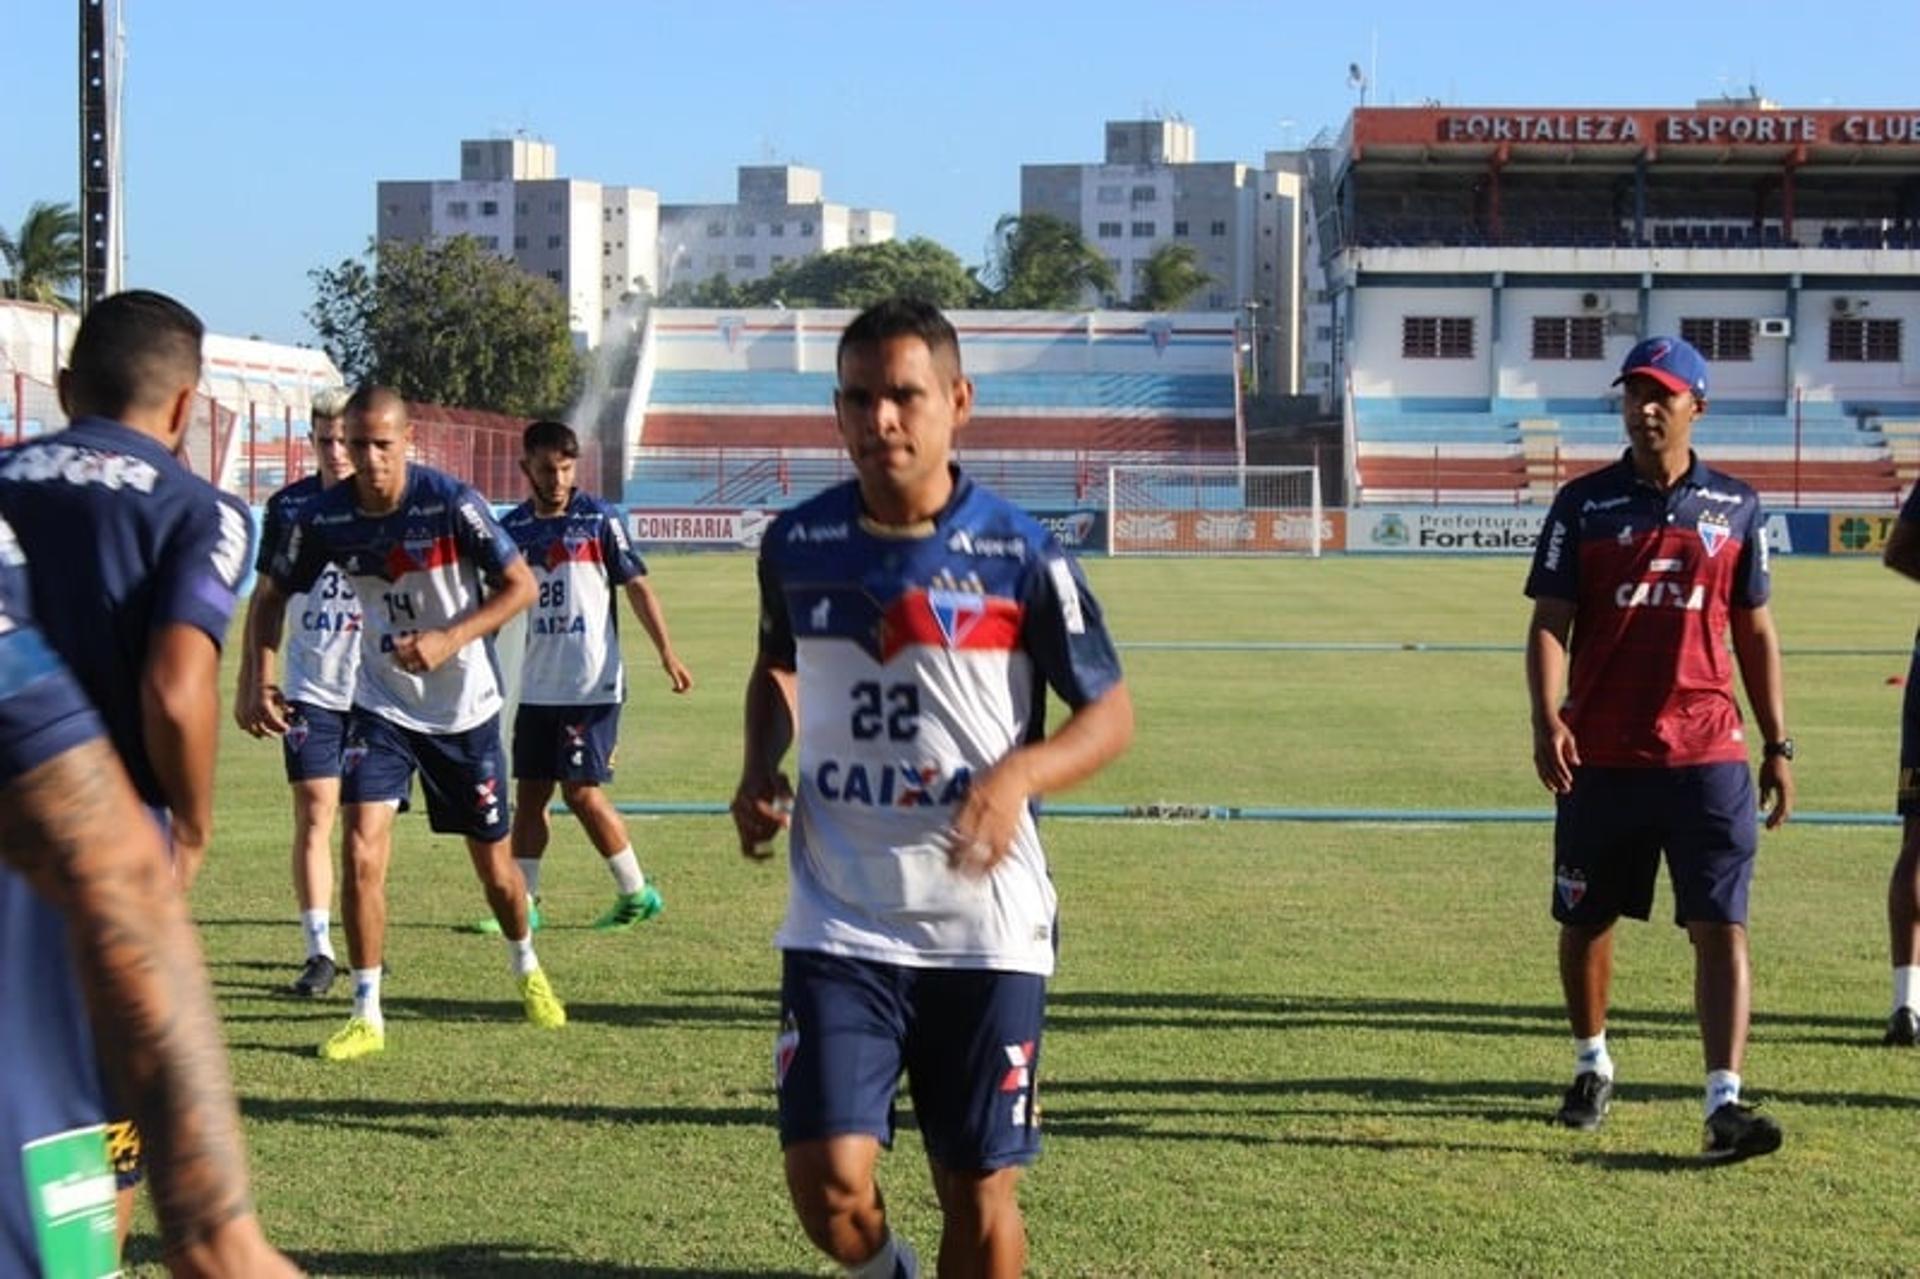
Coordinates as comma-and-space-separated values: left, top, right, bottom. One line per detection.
615, 502, 1883, 556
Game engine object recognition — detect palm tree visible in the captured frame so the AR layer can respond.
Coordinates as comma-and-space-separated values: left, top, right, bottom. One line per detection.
0, 202, 83, 307
977, 213, 1117, 309
1133, 242, 1212, 311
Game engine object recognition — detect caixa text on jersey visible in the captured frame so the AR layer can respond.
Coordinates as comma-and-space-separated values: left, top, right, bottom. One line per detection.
814, 760, 974, 807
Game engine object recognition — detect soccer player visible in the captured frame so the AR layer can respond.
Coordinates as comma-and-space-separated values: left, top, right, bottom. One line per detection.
1877, 479, 1920, 1043
1525, 334, 1794, 1162
733, 299, 1134, 1278
0, 288, 254, 1236
0, 289, 254, 892
0, 517, 298, 1277
480, 418, 690, 935
242, 386, 563, 1062
235, 386, 363, 998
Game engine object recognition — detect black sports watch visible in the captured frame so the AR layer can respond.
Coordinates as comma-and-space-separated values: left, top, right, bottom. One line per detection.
1763, 738, 1795, 761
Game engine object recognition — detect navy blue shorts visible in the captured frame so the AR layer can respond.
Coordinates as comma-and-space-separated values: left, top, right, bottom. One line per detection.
281, 701, 351, 782
1552, 763, 1757, 927
1899, 637, 1920, 815
776, 950, 1045, 1172
512, 702, 620, 784
341, 709, 510, 841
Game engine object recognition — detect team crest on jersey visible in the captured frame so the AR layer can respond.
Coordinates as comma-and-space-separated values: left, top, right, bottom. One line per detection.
1555, 865, 1587, 910
1696, 511, 1731, 558
402, 526, 437, 564
928, 587, 988, 648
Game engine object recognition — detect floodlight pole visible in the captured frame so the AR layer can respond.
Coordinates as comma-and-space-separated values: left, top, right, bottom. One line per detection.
78, 0, 122, 312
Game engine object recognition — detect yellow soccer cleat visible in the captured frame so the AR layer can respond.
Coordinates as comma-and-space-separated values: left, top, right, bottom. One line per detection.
319, 1016, 386, 1062
520, 969, 567, 1029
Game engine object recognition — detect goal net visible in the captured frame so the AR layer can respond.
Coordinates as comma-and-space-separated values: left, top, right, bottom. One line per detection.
1106, 465, 1325, 556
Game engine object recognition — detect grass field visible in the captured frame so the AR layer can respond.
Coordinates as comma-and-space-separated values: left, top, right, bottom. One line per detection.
129, 553, 1920, 1276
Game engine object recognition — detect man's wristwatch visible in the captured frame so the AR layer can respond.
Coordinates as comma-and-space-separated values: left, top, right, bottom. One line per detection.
1763, 738, 1795, 761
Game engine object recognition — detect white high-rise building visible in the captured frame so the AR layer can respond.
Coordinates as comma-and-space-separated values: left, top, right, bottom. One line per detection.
377, 137, 659, 349
1021, 120, 1318, 398
658, 165, 897, 290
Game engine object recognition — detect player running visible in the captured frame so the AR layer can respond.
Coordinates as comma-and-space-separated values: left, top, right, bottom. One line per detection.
472, 418, 690, 936
242, 386, 563, 1062
235, 386, 363, 998
734, 299, 1134, 1277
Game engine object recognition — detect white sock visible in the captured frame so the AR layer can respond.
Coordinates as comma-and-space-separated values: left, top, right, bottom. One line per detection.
351, 967, 384, 1029
1574, 1031, 1614, 1080
606, 847, 645, 895
1706, 1069, 1741, 1117
302, 908, 334, 961
507, 936, 539, 978
516, 857, 544, 898
845, 1231, 916, 1279
1894, 965, 1920, 1013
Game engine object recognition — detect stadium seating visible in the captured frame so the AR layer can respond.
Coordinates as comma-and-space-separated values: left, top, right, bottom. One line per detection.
1354, 401, 1902, 506
633, 365, 1238, 510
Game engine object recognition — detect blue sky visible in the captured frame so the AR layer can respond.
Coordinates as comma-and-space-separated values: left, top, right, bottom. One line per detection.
5, 0, 1918, 345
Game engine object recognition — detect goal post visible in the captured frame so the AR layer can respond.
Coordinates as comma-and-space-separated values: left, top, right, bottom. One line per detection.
1106, 464, 1326, 556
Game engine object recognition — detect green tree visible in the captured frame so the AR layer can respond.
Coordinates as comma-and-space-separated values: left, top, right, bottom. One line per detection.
975, 213, 1116, 309
0, 201, 82, 307
1132, 241, 1212, 311
308, 236, 580, 416
745, 238, 979, 309
659, 273, 750, 307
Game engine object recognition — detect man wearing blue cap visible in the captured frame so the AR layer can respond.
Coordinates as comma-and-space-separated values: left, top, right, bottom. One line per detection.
1523, 334, 1794, 1161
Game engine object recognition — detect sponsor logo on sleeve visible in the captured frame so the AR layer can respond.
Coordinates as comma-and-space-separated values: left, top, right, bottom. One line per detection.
211, 503, 251, 589
1046, 558, 1085, 634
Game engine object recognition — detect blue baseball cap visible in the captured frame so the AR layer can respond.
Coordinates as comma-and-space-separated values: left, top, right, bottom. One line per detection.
1613, 335, 1708, 399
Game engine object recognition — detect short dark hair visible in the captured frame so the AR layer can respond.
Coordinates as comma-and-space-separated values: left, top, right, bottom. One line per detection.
344, 385, 406, 424
836, 298, 963, 378
65, 289, 204, 419
522, 419, 579, 457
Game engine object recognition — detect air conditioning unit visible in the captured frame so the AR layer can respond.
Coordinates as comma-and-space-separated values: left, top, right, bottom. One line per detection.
1833, 296, 1868, 317
1758, 317, 1792, 338
1579, 291, 1611, 313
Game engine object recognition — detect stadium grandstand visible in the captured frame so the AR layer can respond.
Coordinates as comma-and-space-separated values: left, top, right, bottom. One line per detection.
625, 308, 1240, 514
1321, 101, 1920, 507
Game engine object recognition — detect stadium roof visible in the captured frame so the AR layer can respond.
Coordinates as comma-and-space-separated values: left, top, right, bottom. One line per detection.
1338, 106, 1920, 175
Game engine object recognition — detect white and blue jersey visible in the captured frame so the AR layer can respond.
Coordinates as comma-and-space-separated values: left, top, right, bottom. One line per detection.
758, 470, 1123, 976
271, 466, 521, 735
501, 490, 646, 707
257, 474, 362, 711
0, 416, 253, 808
0, 514, 123, 1277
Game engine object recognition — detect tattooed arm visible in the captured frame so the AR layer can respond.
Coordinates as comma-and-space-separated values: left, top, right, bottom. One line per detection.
0, 736, 299, 1277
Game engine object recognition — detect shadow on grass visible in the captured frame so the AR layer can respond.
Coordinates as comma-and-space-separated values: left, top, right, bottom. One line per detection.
127, 1234, 809, 1276
1043, 990, 1884, 1040
239, 1095, 776, 1137
231, 993, 769, 1031
1043, 1073, 1914, 1112
1568, 1150, 1722, 1173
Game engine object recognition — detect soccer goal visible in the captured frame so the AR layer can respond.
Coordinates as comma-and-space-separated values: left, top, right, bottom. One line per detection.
1106, 464, 1326, 556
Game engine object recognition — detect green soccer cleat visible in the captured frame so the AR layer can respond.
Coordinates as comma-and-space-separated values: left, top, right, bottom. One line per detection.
318, 1016, 386, 1062
463, 896, 541, 936
590, 884, 664, 932
520, 969, 567, 1029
